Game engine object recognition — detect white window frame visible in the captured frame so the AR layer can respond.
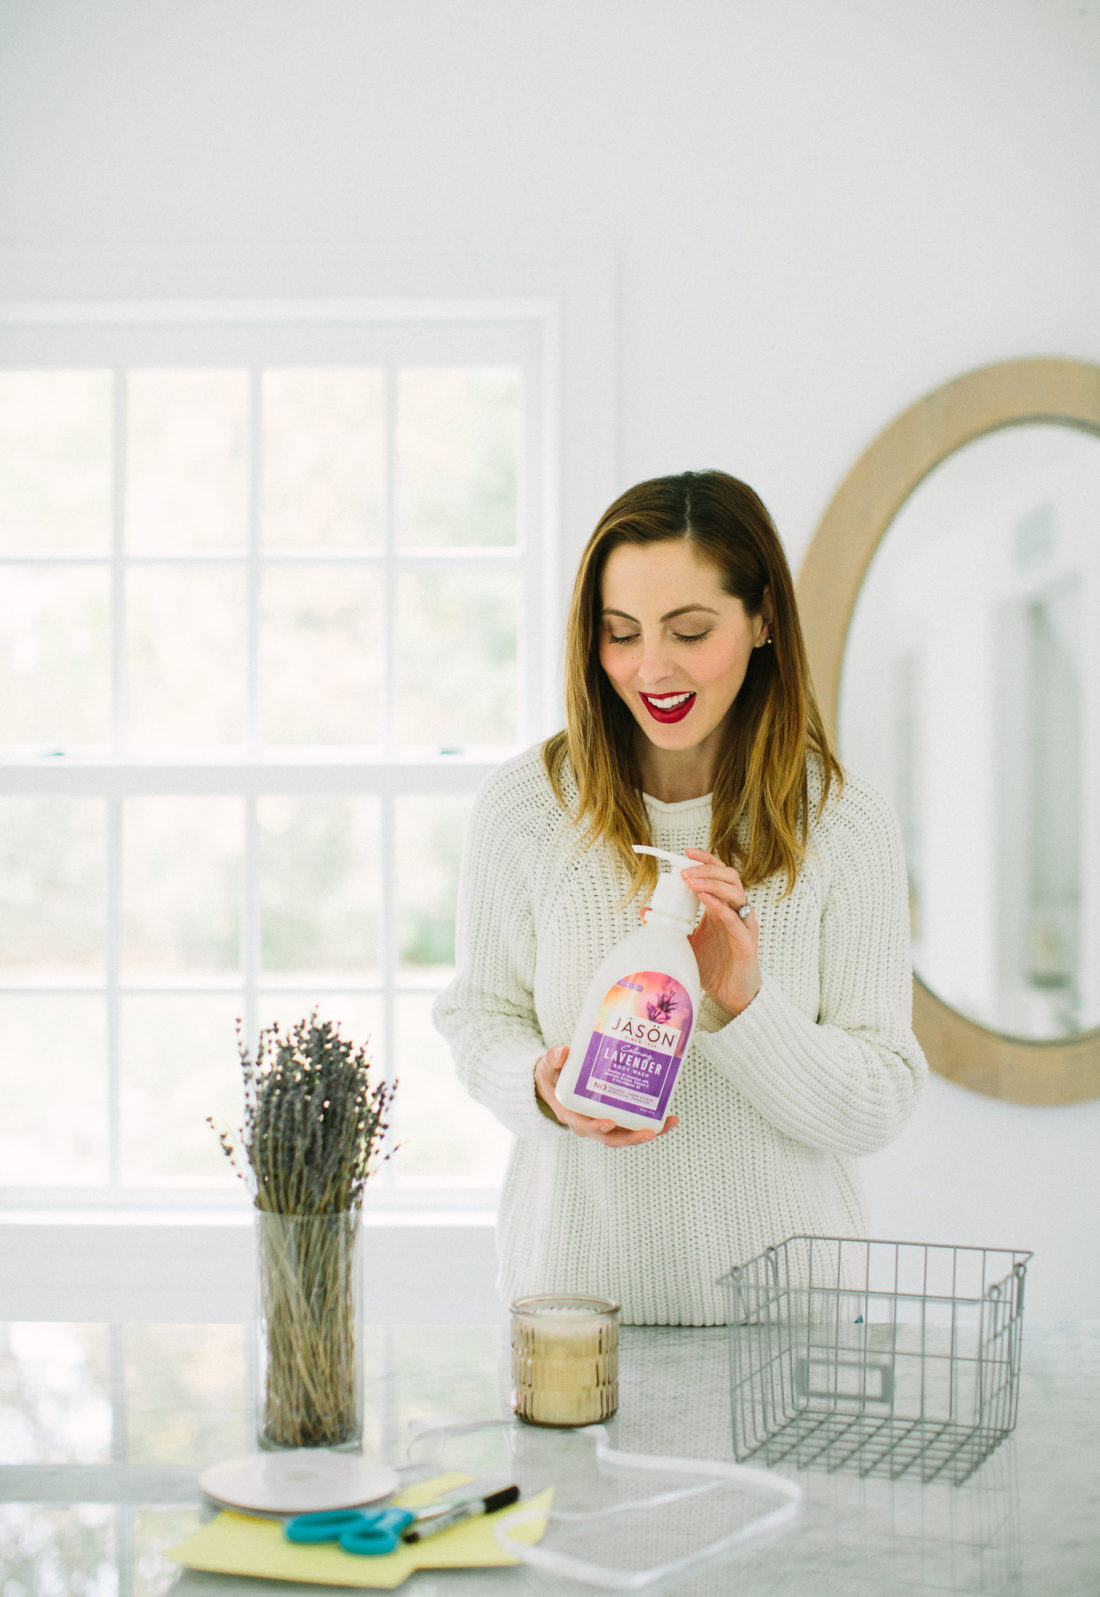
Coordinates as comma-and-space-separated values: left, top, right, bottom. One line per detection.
1, 305, 550, 1211
0, 265, 616, 1319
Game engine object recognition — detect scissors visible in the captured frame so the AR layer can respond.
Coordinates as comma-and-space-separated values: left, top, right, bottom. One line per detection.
284, 1498, 473, 1556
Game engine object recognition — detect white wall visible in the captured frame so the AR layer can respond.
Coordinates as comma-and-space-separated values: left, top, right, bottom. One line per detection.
2, 0, 1099, 1320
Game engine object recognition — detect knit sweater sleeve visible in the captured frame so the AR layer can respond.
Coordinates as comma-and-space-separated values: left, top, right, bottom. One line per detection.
431, 759, 562, 1142
694, 775, 926, 1156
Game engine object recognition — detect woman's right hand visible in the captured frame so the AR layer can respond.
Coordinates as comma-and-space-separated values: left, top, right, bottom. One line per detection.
534, 1045, 678, 1147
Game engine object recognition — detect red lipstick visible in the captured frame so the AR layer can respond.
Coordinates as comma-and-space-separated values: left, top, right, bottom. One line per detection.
639, 692, 696, 724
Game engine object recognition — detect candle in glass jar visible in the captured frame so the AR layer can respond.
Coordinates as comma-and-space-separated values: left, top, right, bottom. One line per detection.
510, 1294, 620, 1426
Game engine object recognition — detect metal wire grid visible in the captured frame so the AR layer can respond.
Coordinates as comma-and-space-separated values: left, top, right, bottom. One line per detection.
718, 1237, 1032, 1486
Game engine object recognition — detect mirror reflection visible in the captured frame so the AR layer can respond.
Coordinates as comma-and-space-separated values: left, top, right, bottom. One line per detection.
839, 422, 1100, 1042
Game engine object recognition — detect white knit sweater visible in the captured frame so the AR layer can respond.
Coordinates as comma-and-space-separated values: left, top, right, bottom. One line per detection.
432, 743, 926, 1325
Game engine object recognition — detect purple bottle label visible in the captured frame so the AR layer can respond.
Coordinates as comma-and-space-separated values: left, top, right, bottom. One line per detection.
574, 970, 693, 1122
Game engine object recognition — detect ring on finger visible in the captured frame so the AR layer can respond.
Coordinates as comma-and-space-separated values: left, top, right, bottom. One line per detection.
737, 903, 753, 921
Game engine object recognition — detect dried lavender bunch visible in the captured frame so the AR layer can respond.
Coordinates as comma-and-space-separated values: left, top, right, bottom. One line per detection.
212, 1011, 396, 1216
210, 1012, 396, 1448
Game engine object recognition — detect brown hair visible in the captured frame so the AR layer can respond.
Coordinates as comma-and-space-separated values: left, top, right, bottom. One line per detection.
542, 469, 841, 897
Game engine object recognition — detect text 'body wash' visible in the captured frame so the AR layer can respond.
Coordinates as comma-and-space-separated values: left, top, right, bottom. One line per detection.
555, 847, 702, 1132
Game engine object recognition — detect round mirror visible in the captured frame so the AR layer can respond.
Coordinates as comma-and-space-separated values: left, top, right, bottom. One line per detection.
798, 358, 1100, 1104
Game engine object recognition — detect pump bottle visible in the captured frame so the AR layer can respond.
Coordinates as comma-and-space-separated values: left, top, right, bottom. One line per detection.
554, 846, 702, 1132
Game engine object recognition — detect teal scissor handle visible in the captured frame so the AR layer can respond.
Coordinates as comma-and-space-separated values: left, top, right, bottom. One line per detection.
285, 1506, 415, 1555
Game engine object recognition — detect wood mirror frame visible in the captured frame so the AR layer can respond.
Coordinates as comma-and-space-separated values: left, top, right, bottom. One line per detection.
797, 356, 1100, 1105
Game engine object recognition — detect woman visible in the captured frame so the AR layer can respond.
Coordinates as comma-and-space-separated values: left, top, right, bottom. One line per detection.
433, 470, 925, 1325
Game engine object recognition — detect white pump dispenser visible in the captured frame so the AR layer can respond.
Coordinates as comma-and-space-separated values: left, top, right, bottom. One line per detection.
553, 845, 702, 1132
631, 845, 699, 926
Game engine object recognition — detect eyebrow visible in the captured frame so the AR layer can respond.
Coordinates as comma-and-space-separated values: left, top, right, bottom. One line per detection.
601, 604, 721, 624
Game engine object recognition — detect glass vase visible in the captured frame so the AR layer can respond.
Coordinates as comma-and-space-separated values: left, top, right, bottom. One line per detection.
254, 1209, 364, 1451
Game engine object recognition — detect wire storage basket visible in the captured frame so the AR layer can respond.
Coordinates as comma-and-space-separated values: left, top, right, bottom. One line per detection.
718, 1237, 1032, 1486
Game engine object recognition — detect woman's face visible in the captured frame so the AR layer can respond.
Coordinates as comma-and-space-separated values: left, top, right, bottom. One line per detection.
598, 539, 769, 784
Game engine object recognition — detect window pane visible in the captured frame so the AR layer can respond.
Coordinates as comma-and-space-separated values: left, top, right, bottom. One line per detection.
0, 371, 113, 555
133, 1509, 208, 1594
254, 993, 383, 1053
262, 369, 385, 549
0, 1324, 112, 1464
125, 370, 249, 553
0, 995, 108, 1182
126, 566, 247, 747
0, 797, 105, 978
393, 993, 510, 1183
0, 1505, 115, 1592
394, 793, 472, 974
122, 798, 242, 977
120, 993, 242, 1183
0, 567, 110, 747
260, 566, 383, 744
397, 567, 517, 746
259, 796, 381, 978
396, 368, 520, 547
124, 1324, 248, 1463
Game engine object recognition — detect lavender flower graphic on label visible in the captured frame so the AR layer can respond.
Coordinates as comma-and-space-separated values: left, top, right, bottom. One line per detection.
646, 989, 679, 1024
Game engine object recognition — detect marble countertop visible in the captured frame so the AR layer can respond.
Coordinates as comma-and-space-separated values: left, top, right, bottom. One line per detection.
1, 1318, 1096, 1595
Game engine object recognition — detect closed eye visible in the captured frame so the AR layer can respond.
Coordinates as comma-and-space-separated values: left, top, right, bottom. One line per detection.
605, 629, 711, 646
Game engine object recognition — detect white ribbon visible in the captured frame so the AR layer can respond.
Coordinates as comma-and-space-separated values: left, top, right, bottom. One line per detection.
406, 1415, 801, 1591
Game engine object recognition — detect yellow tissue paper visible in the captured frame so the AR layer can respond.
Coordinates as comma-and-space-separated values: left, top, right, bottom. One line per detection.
168, 1472, 553, 1589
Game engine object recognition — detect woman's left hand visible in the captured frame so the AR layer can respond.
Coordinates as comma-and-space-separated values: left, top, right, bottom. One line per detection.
679, 847, 761, 1017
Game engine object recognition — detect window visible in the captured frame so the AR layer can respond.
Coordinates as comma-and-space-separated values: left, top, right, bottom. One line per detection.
0, 303, 557, 1210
